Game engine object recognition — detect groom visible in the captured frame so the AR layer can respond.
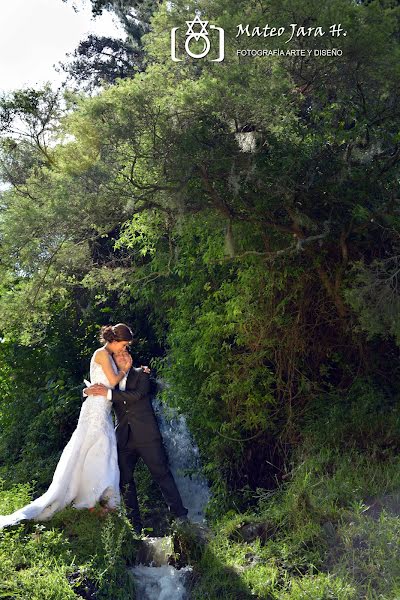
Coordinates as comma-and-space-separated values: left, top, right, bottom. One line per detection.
85, 350, 189, 534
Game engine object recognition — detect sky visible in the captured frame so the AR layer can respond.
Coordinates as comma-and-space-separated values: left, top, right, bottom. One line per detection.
0, 0, 125, 93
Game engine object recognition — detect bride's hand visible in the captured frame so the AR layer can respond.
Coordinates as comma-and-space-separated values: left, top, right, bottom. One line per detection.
120, 353, 132, 372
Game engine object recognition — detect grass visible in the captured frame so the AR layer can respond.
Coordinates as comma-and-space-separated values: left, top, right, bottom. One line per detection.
1, 455, 399, 600
184, 444, 400, 599
0, 482, 141, 600
2, 446, 398, 599
1, 378, 400, 599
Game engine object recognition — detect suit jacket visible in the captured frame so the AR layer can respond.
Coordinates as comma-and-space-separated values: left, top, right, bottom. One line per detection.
111, 367, 162, 448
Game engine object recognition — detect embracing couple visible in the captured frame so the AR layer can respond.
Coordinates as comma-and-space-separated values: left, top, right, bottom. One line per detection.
0, 323, 189, 534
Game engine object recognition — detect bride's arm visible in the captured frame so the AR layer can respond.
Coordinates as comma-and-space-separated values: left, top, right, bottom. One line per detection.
94, 349, 130, 387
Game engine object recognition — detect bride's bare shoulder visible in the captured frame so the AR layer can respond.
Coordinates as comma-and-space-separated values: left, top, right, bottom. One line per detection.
93, 348, 108, 364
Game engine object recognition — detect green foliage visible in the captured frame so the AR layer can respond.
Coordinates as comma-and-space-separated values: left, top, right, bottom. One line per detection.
344, 253, 400, 345
0, 312, 87, 487
300, 376, 400, 456
280, 573, 356, 600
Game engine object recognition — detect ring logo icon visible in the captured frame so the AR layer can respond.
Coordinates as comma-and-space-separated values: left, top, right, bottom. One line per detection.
171, 13, 224, 62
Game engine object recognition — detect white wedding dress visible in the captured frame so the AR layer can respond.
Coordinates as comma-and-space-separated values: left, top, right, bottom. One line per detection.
0, 352, 121, 528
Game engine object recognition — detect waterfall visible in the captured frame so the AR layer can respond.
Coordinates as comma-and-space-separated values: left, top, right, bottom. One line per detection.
153, 396, 211, 524
130, 384, 211, 599
132, 565, 194, 600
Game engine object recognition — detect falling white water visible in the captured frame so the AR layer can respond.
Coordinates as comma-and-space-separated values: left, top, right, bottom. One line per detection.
152, 395, 211, 524
132, 565, 193, 600
130, 383, 211, 599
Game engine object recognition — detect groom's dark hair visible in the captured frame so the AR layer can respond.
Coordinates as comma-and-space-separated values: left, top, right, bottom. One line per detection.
99, 323, 134, 344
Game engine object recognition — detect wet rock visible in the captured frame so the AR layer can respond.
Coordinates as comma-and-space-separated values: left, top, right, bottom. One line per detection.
171, 522, 211, 568
230, 520, 277, 544
321, 521, 337, 542
362, 491, 400, 520
67, 570, 98, 599
135, 535, 175, 567
244, 552, 262, 565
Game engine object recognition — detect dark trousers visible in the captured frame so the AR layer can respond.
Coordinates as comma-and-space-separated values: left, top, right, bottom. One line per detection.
117, 425, 188, 527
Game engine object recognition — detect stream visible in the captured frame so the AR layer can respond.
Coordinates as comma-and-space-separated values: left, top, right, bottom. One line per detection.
129, 385, 211, 599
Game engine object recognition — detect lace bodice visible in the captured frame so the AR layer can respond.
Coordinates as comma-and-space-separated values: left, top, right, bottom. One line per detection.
79, 351, 118, 428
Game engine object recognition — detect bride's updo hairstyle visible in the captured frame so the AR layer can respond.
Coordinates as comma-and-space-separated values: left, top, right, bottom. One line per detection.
99, 323, 134, 344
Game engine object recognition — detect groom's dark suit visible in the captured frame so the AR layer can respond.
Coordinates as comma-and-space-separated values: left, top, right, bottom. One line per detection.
110, 366, 188, 529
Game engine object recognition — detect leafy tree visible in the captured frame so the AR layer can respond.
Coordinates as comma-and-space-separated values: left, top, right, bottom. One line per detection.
63, 0, 161, 35
60, 35, 145, 92
0, 0, 400, 508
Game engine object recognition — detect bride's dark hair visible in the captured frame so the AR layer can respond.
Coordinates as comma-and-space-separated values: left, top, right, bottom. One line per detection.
99, 323, 134, 344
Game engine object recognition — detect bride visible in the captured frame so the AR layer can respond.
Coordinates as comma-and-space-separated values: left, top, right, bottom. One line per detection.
0, 323, 135, 528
